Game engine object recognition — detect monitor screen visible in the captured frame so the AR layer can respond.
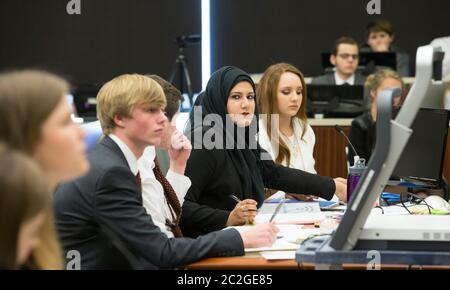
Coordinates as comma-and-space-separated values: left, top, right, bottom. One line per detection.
306, 84, 366, 118
392, 108, 450, 184
321, 52, 396, 72
73, 84, 101, 121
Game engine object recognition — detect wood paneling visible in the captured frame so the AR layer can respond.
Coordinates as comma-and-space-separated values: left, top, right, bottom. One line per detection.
312, 126, 350, 178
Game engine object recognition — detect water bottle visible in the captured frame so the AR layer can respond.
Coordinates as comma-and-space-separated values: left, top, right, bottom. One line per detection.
347, 157, 366, 202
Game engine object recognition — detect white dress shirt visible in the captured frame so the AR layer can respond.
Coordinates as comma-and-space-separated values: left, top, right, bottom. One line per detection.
334, 71, 355, 85
258, 117, 316, 174
138, 146, 191, 238
109, 134, 139, 176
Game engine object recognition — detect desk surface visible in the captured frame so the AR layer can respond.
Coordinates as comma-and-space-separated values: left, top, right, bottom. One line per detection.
185, 253, 300, 270
185, 255, 450, 270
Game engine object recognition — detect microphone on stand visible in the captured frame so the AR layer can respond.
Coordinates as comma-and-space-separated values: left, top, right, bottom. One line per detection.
334, 124, 359, 162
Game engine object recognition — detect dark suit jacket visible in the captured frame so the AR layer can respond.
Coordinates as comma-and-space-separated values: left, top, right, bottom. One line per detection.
348, 111, 376, 166
54, 136, 244, 270
181, 143, 335, 237
311, 72, 366, 86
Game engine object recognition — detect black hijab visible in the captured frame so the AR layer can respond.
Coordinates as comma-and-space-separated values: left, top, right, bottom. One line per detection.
189, 66, 264, 206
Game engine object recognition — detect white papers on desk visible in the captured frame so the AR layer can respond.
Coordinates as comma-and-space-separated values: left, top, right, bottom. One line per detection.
260, 251, 296, 260
258, 202, 321, 214
259, 227, 322, 260
227, 224, 304, 252
256, 202, 325, 224
255, 213, 326, 224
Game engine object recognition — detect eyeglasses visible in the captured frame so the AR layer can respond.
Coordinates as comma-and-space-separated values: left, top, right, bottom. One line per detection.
337, 53, 359, 60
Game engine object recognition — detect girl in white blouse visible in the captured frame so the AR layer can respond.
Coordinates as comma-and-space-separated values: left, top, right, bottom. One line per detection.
258, 63, 320, 200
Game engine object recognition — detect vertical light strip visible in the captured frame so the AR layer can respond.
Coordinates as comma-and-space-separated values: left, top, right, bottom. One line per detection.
201, 0, 211, 90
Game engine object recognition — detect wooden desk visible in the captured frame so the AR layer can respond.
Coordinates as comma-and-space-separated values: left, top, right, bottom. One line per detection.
185, 255, 300, 270
186, 256, 450, 270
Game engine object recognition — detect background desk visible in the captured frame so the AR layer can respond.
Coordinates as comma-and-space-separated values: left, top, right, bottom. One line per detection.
310, 119, 450, 183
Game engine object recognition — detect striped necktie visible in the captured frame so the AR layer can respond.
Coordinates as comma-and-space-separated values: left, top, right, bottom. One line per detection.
152, 158, 183, 237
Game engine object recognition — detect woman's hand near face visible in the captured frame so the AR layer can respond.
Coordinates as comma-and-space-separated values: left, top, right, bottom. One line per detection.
168, 130, 192, 175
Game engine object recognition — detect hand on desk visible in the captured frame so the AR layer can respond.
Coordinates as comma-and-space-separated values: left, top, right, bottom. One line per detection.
239, 222, 279, 249
226, 199, 258, 226
334, 177, 347, 202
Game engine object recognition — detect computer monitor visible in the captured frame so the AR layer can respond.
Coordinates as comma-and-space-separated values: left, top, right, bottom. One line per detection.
306, 84, 366, 118
321, 52, 396, 74
73, 84, 101, 121
392, 107, 450, 186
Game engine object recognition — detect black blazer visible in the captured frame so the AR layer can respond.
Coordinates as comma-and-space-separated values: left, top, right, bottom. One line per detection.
54, 136, 244, 270
311, 72, 366, 86
348, 111, 376, 166
181, 147, 335, 237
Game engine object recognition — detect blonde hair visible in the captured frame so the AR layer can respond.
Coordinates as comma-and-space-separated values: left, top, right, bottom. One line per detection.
97, 74, 166, 135
365, 69, 404, 93
257, 63, 307, 166
0, 70, 67, 269
0, 143, 62, 269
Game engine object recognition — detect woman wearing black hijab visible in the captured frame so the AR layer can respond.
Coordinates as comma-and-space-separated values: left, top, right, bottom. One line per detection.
181, 66, 347, 237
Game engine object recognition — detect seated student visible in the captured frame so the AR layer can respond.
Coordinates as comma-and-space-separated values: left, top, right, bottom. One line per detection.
138, 74, 191, 238
361, 18, 410, 77
348, 69, 404, 166
0, 70, 89, 269
181, 66, 347, 238
54, 74, 278, 270
312, 37, 366, 86
257, 63, 345, 201
0, 144, 51, 269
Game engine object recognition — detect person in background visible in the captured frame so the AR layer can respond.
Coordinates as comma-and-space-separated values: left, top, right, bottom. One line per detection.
361, 18, 410, 77
0, 144, 53, 269
54, 74, 278, 270
0, 70, 89, 269
312, 37, 366, 86
181, 66, 347, 238
348, 69, 404, 166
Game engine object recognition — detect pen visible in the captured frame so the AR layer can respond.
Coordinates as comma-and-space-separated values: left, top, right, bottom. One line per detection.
269, 198, 286, 222
228, 194, 257, 212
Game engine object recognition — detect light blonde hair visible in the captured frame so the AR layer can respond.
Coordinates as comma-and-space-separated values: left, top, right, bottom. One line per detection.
0, 143, 62, 269
257, 63, 308, 166
365, 69, 405, 103
97, 74, 167, 135
0, 70, 67, 269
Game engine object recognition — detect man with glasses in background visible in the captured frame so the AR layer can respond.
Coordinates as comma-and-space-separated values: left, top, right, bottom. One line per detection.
312, 37, 366, 86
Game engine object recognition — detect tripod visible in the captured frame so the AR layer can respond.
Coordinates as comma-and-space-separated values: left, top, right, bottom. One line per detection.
169, 45, 194, 107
